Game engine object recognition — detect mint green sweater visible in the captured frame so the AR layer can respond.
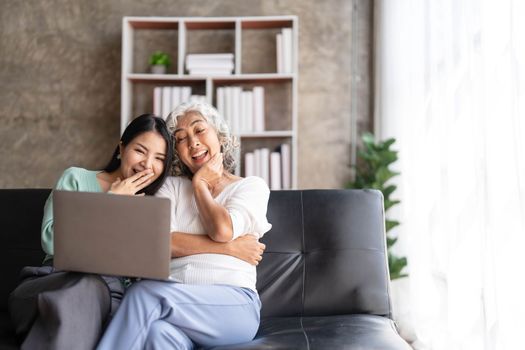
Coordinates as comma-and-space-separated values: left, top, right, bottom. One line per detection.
41, 167, 102, 260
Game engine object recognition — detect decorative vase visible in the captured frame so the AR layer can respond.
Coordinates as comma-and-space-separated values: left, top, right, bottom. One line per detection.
151, 65, 167, 74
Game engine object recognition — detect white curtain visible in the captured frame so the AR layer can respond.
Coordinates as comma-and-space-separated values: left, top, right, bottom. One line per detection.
375, 1, 525, 349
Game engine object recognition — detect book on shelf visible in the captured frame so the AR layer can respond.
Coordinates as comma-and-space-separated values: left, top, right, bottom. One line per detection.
244, 152, 255, 177
181, 87, 191, 104
260, 148, 270, 186
270, 152, 282, 190
153, 86, 194, 119
232, 87, 241, 135
276, 33, 283, 74
280, 143, 291, 190
240, 91, 253, 134
216, 88, 225, 118
186, 61, 234, 70
186, 53, 234, 76
215, 86, 264, 134
153, 87, 162, 116
162, 87, 172, 119
234, 146, 241, 177
186, 53, 234, 61
276, 28, 293, 74
170, 87, 181, 113
253, 87, 265, 132
223, 87, 234, 132
244, 143, 291, 190
254, 149, 261, 181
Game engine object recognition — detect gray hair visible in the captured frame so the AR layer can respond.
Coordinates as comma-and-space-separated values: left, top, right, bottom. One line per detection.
165, 101, 239, 178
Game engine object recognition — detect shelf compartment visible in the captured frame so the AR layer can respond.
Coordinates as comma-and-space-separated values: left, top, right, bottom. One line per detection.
238, 138, 293, 182
184, 26, 235, 75
131, 28, 179, 74
213, 80, 292, 132
241, 27, 281, 74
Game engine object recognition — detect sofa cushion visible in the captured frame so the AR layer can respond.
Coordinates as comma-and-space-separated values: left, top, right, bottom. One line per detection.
258, 190, 392, 318
210, 315, 411, 350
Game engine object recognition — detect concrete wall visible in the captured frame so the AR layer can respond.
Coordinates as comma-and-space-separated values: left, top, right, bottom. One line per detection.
0, 0, 372, 189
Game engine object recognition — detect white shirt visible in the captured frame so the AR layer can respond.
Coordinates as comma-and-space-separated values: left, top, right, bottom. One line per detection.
156, 176, 272, 291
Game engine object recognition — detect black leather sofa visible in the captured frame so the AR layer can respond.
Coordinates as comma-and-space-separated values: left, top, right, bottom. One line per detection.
1, 188, 411, 350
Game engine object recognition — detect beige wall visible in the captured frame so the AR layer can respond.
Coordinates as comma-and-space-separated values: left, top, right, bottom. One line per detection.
0, 0, 373, 189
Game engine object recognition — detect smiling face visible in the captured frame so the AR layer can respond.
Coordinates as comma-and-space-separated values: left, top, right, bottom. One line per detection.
173, 112, 221, 174
118, 131, 167, 182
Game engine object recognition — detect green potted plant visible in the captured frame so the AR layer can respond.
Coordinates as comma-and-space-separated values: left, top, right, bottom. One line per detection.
346, 132, 408, 280
149, 51, 171, 74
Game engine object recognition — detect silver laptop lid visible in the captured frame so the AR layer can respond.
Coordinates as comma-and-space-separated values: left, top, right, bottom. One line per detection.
53, 190, 171, 280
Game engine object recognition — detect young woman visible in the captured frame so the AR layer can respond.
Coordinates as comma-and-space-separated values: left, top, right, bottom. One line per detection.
97, 102, 272, 350
8, 114, 264, 350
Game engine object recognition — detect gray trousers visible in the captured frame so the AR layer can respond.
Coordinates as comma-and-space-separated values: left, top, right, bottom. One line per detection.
8, 265, 124, 350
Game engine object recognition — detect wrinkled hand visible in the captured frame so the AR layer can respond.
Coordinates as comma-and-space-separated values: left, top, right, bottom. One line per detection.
193, 152, 223, 190
109, 169, 155, 196
228, 234, 266, 266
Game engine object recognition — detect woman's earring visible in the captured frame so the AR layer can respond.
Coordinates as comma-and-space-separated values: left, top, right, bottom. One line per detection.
116, 154, 121, 160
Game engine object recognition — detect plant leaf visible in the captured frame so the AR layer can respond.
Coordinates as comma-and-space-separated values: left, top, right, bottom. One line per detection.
383, 138, 396, 149
385, 219, 400, 232
388, 254, 408, 280
385, 199, 400, 211
361, 132, 375, 146
382, 184, 397, 199
387, 236, 398, 247
376, 167, 399, 184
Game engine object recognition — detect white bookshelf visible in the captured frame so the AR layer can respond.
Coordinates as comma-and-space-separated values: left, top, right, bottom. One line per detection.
121, 16, 298, 189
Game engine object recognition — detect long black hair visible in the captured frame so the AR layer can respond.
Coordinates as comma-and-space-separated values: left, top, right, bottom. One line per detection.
103, 114, 173, 195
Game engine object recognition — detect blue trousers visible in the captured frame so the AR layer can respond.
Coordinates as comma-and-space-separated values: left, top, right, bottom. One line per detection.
96, 280, 261, 350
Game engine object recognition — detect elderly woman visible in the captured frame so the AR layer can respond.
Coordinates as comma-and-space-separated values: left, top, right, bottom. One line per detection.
97, 102, 272, 350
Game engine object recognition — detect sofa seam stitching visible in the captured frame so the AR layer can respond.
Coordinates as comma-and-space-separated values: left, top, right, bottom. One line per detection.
300, 316, 310, 350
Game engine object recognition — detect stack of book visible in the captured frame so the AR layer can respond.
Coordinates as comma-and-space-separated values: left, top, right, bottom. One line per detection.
186, 53, 234, 76
153, 86, 206, 119
244, 144, 291, 190
276, 28, 293, 74
215, 86, 265, 135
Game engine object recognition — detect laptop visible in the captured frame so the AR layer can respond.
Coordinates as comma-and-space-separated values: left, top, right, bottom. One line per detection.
53, 190, 171, 280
